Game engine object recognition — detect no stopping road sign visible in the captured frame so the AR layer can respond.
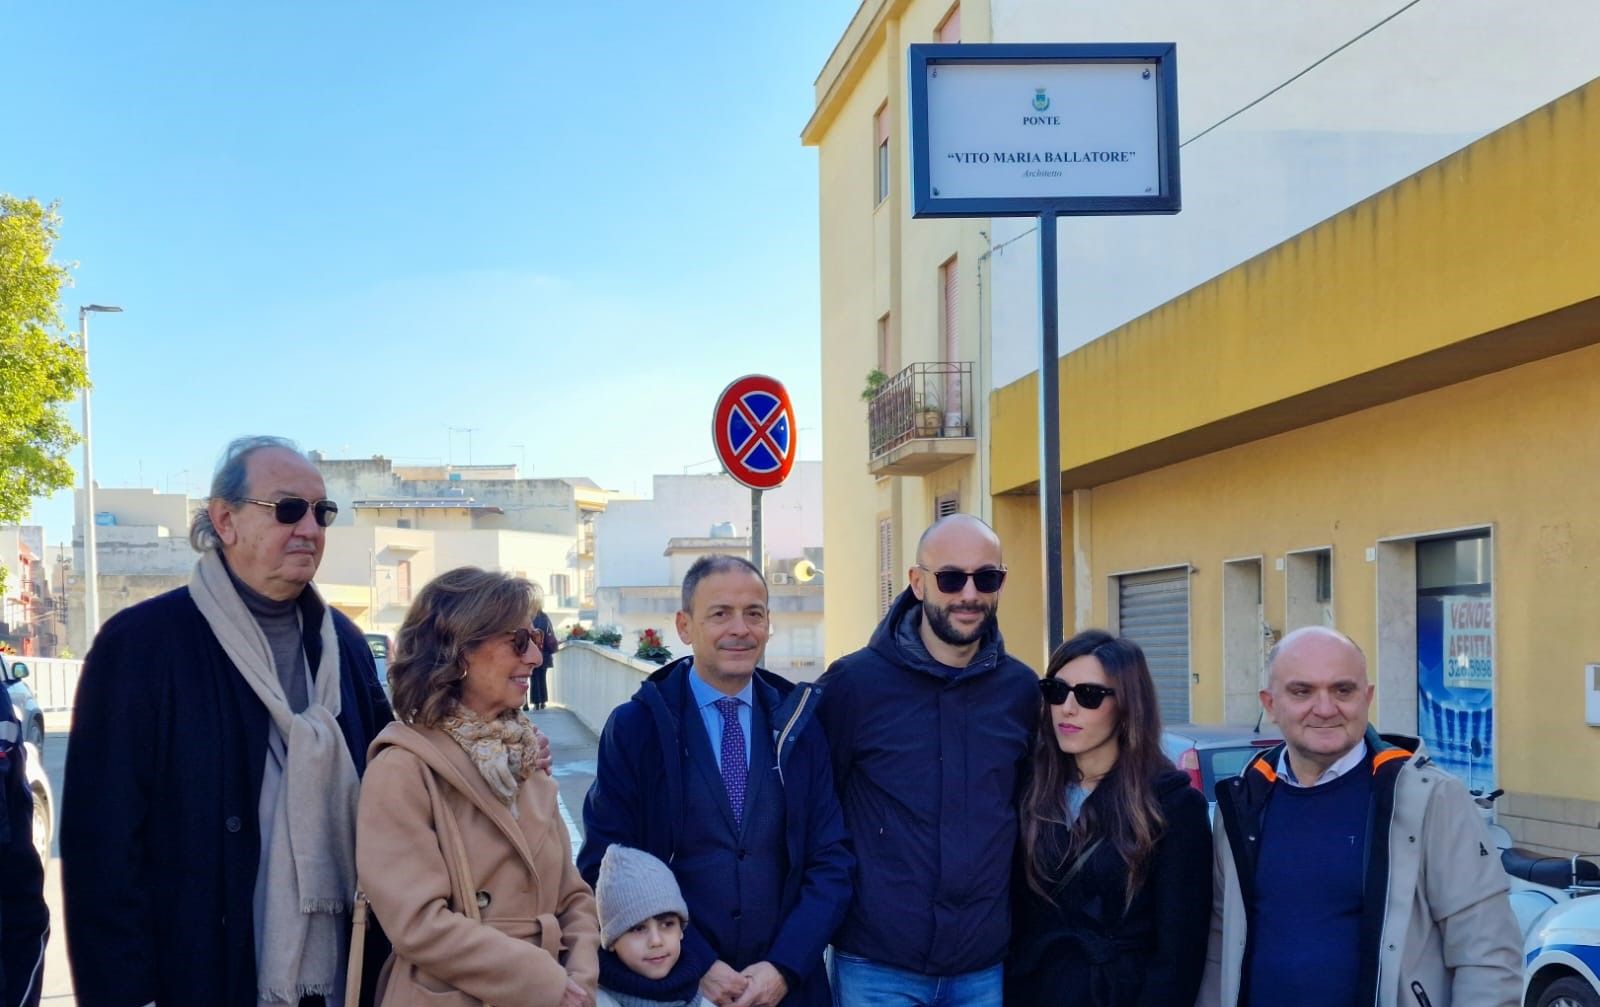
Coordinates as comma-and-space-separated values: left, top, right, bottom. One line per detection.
712, 375, 796, 491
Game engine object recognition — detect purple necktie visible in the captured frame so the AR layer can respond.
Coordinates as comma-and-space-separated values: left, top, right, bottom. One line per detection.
715, 696, 747, 825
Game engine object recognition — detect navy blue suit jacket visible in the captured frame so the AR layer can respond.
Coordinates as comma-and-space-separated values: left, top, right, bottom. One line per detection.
579, 658, 852, 1007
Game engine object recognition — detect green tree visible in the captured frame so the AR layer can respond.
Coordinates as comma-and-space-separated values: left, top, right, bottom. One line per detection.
0, 195, 87, 531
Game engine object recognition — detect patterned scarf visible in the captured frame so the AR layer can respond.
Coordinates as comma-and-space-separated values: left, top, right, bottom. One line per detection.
439, 705, 542, 817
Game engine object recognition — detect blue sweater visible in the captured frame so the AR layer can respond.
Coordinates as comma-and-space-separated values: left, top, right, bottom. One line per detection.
1246, 763, 1372, 1007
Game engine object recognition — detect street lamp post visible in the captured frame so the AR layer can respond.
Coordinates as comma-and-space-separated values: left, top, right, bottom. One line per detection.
79, 304, 122, 647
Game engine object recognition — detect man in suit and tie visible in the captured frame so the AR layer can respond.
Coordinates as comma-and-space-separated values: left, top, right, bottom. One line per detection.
579, 554, 852, 1007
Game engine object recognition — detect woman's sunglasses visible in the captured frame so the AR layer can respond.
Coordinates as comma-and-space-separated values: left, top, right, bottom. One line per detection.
240, 496, 339, 528
507, 627, 546, 655
1039, 678, 1117, 709
917, 566, 1008, 593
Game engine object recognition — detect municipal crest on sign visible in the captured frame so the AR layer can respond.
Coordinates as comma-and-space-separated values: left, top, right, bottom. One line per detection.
1033, 88, 1050, 111
712, 375, 797, 491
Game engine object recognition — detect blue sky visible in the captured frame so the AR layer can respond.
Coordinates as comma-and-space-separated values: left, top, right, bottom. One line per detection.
6, 1, 860, 541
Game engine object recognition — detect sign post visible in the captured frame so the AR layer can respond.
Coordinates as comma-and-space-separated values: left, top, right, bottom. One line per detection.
909, 42, 1180, 657
712, 375, 798, 573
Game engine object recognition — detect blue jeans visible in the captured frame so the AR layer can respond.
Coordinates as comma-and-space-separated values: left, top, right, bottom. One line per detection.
829, 950, 1004, 1007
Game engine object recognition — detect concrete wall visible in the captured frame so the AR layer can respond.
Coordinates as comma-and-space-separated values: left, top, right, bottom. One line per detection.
549, 641, 655, 736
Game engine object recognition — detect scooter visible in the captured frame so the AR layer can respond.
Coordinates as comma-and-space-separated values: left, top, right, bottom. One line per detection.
1473, 786, 1600, 1007
1476, 788, 1600, 932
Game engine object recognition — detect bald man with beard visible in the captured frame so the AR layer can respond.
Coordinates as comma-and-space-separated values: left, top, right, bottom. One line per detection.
815, 515, 1038, 1007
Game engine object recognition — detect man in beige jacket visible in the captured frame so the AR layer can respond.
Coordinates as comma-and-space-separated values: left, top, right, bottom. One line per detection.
1197, 627, 1520, 1007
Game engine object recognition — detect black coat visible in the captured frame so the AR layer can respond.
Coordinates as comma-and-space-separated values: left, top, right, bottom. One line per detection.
1006, 770, 1212, 1007
815, 587, 1039, 976
0, 670, 46, 1007
60, 585, 394, 1007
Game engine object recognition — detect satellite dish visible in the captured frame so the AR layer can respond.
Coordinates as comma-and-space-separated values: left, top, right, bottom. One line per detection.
793, 559, 824, 583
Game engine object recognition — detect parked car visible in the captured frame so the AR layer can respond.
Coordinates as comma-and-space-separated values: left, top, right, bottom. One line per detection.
22, 741, 52, 866
0, 657, 46, 749
365, 633, 392, 695
1160, 723, 1282, 815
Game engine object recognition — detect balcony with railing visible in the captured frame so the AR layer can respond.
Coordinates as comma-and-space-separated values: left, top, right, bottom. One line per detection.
867, 361, 977, 476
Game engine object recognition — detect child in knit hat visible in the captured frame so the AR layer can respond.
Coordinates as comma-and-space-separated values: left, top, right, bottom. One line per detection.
595, 845, 710, 1007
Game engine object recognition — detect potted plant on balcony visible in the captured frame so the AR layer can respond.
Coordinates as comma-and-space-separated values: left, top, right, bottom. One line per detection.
861, 369, 889, 402
915, 389, 943, 437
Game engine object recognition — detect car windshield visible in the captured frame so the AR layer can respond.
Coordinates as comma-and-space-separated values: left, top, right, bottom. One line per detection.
366, 637, 388, 659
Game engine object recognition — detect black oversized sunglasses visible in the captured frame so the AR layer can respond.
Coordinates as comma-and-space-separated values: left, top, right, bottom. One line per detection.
240, 496, 339, 527
507, 627, 546, 655
1039, 678, 1117, 709
918, 565, 1007, 593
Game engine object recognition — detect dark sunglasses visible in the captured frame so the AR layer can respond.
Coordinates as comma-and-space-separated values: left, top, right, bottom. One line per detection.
240, 496, 339, 527
918, 566, 1007, 593
507, 627, 546, 655
1039, 678, 1117, 709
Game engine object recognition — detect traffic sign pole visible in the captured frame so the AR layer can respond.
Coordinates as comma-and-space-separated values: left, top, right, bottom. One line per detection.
1038, 212, 1065, 660
750, 488, 763, 575
711, 374, 797, 577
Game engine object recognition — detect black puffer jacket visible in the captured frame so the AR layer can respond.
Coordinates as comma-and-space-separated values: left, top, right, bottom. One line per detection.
1007, 769, 1212, 1007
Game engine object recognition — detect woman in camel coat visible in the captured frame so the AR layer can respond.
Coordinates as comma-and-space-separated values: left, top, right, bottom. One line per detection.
358, 567, 599, 1007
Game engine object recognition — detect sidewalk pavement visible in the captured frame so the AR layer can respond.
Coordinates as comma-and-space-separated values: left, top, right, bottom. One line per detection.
37, 707, 601, 1006
531, 705, 601, 850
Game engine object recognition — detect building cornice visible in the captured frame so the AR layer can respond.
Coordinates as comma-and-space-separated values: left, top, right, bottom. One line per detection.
801, 0, 908, 146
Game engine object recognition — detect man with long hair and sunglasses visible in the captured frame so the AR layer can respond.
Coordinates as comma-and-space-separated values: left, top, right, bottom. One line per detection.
814, 514, 1038, 1007
60, 435, 403, 1007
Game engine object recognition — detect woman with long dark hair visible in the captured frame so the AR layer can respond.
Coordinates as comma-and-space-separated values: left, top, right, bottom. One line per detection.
1006, 629, 1212, 1006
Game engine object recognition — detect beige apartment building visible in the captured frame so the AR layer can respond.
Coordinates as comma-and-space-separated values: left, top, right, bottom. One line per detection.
803, 0, 990, 660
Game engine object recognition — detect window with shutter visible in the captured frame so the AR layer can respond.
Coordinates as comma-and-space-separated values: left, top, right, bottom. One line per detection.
874, 103, 891, 205
940, 256, 960, 422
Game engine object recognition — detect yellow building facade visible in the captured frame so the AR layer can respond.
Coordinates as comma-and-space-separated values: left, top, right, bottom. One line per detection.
804, 0, 1000, 661
991, 78, 1600, 853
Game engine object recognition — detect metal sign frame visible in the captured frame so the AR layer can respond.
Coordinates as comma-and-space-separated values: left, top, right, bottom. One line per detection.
908, 42, 1180, 219
907, 42, 1181, 658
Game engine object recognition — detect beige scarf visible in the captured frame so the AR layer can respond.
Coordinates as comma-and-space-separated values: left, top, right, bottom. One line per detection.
189, 549, 359, 1002
439, 705, 542, 817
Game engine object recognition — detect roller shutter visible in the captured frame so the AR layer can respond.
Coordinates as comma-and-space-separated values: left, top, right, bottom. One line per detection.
1118, 567, 1190, 723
